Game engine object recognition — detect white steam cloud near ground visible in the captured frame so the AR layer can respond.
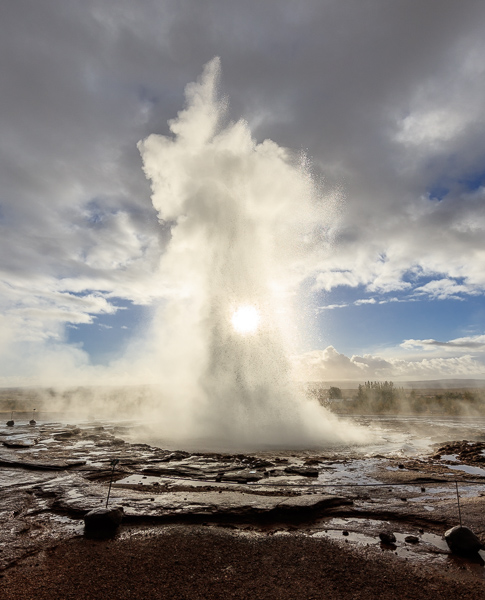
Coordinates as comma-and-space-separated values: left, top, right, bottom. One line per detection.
2, 0, 485, 398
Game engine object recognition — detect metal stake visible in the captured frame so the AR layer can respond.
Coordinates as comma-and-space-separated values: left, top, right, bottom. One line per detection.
455, 478, 462, 527
105, 459, 119, 508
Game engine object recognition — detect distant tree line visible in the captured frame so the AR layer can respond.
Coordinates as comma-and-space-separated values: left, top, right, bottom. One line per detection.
354, 381, 404, 413
308, 381, 485, 416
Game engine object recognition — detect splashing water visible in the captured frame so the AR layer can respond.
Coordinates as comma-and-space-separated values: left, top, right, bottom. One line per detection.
138, 58, 366, 449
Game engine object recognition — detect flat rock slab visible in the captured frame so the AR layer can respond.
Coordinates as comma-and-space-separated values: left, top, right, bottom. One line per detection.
119, 491, 351, 520
37, 473, 350, 522
284, 466, 319, 477
220, 470, 264, 483
2, 436, 38, 448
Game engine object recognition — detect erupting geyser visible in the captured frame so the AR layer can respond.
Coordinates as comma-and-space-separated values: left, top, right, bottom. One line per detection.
138, 58, 366, 449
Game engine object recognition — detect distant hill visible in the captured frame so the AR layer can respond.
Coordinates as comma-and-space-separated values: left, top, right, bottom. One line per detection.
398, 379, 485, 390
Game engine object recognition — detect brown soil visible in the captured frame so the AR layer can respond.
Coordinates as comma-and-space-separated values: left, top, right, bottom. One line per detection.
1, 526, 484, 600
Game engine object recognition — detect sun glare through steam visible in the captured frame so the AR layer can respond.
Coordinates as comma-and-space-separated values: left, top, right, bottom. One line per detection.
231, 305, 261, 335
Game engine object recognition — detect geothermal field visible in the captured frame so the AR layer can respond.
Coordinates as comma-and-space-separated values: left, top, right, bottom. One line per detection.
1, 62, 485, 598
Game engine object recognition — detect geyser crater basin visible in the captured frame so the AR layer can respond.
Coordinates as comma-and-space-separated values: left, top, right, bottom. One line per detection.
125, 424, 372, 455
80, 412, 485, 457
128, 393, 371, 454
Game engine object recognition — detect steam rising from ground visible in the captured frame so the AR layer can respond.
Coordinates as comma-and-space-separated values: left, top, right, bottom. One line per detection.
133, 58, 366, 449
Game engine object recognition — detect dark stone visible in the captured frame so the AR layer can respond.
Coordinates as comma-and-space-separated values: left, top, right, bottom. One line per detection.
342, 530, 349, 536
405, 535, 419, 544
284, 466, 319, 477
379, 531, 396, 544
251, 458, 274, 468
160, 451, 190, 462
84, 506, 124, 535
108, 438, 126, 446
53, 428, 81, 439
445, 525, 483, 555
6, 420, 14, 427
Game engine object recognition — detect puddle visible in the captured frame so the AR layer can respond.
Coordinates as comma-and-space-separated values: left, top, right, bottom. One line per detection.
315, 459, 383, 488
416, 532, 450, 551
393, 531, 449, 553
310, 516, 485, 576
407, 482, 485, 501
322, 517, 390, 528
313, 520, 445, 558
116, 474, 164, 486
447, 464, 485, 477
441, 454, 459, 462
313, 529, 376, 545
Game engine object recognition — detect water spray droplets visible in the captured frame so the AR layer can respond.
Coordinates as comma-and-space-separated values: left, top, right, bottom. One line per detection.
137, 58, 367, 448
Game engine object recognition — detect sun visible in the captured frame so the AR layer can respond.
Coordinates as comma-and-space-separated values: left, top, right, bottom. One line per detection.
231, 305, 261, 335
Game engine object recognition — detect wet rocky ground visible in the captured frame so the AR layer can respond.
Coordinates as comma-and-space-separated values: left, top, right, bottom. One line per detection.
1, 414, 485, 597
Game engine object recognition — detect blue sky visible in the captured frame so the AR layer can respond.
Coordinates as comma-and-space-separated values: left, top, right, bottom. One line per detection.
315, 291, 484, 355
1, 0, 485, 385
66, 300, 150, 365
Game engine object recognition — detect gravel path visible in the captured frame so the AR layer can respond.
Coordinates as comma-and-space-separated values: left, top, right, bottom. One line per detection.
2, 526, 484, 600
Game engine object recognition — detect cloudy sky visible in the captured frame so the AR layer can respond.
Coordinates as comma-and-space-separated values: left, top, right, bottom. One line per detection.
2, 0, 485, 386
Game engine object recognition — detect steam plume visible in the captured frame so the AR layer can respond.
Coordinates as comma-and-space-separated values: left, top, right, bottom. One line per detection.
138, 58, 365, 448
